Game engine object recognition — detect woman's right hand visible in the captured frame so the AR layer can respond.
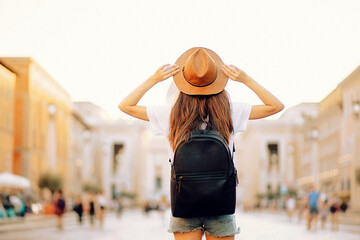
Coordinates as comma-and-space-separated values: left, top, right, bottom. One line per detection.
119, 64, 179, 121
150, 64, 180, 83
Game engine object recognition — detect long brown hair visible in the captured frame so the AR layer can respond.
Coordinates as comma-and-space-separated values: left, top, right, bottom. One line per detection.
168, 90, 233, 150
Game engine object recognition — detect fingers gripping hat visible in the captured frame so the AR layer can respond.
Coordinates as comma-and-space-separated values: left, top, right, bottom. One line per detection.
173, 47, 228, 95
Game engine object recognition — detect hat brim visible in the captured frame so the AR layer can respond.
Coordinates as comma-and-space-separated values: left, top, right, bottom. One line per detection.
173, 47, 228, 95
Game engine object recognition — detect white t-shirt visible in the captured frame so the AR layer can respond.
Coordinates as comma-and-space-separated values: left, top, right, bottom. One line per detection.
147, 102, 252, 160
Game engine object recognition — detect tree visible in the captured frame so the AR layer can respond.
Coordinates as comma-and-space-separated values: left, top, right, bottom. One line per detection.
82, 181, 102, 194
356, 167, 360, 185
118, 191, 136, 199
38, 172, 63, 194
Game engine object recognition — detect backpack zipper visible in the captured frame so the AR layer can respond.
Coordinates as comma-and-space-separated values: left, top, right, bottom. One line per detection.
177, 172, 227, 193
235, 168, 239, 185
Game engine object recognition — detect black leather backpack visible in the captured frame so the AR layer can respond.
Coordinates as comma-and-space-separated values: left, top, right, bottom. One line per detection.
170, 130, 238, 218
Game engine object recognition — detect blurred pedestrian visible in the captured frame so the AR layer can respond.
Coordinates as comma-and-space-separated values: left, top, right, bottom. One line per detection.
1, 193, 15, 218
329, 193, 340, 231
97, 192, 107, 228
88, 195, 96, 228
119, 47, 284, 240
306, 185, 319, 231
297, 195, 308, 223
10, 194, 26, 217
143, 200, 157, 217
116, 198, 124, 218
54, 190, 66, 230
286, 196, 296, 222
73, 196, 84, 225
319, 199, 328, 229
158, 195, 170, 225
340, 200, 348, 213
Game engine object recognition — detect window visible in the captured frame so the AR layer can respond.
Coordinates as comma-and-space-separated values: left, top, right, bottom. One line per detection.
113, 143, 124, 174
6, 112, 11, 130
267, 143, 279, 171
5, 152, 11, 172
7, 86, 12, 100
155, 165, 162, 191
112, 184, 117, 200
155, 176, 162, 191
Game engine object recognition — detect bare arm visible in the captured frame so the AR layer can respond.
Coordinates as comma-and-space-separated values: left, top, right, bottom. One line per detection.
222, 64, 284, 119
118, 64, 179, 121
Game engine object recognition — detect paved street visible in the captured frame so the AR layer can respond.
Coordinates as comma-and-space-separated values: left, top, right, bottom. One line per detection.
0, 209, 359, 240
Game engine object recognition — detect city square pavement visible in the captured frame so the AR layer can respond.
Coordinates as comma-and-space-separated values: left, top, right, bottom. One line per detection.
0, 209, 359, 240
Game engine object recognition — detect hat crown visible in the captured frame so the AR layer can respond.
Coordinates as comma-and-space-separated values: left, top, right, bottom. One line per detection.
183, 49, 217, 87
174, 47, 228, 95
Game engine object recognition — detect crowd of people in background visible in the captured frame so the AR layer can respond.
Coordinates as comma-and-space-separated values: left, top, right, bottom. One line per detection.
1, 185, 351, 233
303, 188, 347, 232
0, 187, 129, 230
251, 184, 349, 232
52, 190, 113, 230
51, 190, 171, 231
0, 191, 28, 219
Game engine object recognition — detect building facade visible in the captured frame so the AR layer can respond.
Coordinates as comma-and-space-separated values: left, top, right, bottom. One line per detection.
233, 103, 318, 207
72, 102, 171, 206
338, 66, 360, 211
233, 66, 360, 213
0, 58, 72, 194
299, 66, 360, 211
69, 111, 93, 196
316, 88, 342, 194
73, 102, 150, 205
141, 132, 171, 203
0, 64, 15, 173
1, 55, 357, 212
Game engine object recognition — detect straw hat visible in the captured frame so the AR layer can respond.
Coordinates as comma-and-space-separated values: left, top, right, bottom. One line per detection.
173, 47, 228, 95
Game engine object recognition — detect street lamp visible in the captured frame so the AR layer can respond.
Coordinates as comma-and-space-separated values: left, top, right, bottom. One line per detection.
47, 104, 57, 116
82, 130, 91, 141
310, 128, 319, 140
352, 100, 360, 186
352, 100, 360, 117
352, 99, 360, 212
309, 127, 319, 189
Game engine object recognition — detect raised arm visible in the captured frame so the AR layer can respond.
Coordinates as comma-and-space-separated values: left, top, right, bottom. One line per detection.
118, 64, 179, 121
222, 64, 284, 119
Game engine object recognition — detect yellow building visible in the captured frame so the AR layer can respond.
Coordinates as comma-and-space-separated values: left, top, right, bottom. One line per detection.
298, 109, 320, 190
338, 66, 360, 211
317, 88, 342, 193
0, 58, 72, 194
69, 111, 92, 196
300, 66, 360, 211
0, 63, 15, 172
232, 104, 313, 207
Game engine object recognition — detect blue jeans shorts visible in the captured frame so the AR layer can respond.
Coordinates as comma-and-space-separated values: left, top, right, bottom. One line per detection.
309, 206, 319, 215
168, 214, 240, 237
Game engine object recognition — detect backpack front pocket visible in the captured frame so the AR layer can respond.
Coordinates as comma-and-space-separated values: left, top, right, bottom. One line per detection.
170, 170, 236, 218
176, 172, 227, 194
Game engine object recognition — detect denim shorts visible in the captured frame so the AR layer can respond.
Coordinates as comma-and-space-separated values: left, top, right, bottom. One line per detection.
309, 206, 319, 215
168, 214, 240, 237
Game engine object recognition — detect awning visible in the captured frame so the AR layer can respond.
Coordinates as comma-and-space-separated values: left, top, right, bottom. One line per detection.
0, 172, 30, 188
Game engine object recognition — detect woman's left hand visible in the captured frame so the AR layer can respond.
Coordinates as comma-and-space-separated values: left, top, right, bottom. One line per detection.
222, 64, 250, 84
222, 64, 284, 120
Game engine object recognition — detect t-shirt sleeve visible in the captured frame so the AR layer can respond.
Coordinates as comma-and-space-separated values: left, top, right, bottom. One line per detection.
231, 102, 252, 133
146, 105, 171, 136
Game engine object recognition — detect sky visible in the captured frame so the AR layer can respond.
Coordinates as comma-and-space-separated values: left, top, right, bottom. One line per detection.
0, 0, 359, 119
